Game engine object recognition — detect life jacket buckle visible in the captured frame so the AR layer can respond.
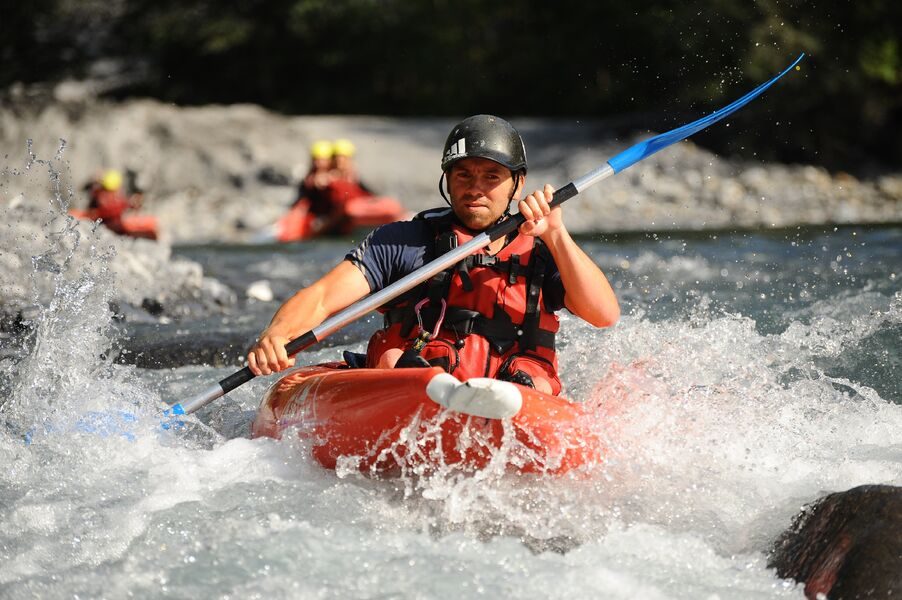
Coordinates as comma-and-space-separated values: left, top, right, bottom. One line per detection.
414, 297, 447, 344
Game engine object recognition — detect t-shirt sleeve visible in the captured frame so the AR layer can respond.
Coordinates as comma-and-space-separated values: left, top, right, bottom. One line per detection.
345, 221, 432, 292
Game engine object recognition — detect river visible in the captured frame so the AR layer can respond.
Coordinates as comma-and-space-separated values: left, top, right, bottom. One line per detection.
1, 176, 900, 598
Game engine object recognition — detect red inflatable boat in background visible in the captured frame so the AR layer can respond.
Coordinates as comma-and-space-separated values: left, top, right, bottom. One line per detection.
275, 180, 407, 242
69, 208, 160, 240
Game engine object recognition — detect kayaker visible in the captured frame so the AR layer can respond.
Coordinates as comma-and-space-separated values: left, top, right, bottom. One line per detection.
287, 139, 349, 236
249, 115, 619, 395
292, 138, 374, 236
331, 138, 359, 184
330, 138, 373, 192
321, 138, 380, 234
294, 140, 335, 213
82, 169, 153, 238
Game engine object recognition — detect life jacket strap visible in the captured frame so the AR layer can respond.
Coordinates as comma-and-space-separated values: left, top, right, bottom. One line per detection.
520, 239, 548, 351
392, 209, 556, 354
383, 306, 555, 352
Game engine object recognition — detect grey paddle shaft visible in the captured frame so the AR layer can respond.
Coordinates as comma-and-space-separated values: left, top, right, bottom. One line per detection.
174, 170, 613, 416
319, 168, 615, 338
315, 233, 497, 337
571, 164, 616, 194
172, 231, 521, 415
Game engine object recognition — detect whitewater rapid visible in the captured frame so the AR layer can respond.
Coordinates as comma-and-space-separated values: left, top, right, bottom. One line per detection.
1, 150, 900, 599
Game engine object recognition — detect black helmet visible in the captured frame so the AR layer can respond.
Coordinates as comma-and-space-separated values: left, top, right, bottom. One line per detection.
441, 115, 527, 173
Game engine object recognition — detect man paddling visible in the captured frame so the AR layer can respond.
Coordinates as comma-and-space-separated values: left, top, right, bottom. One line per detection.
248, 115, 619, 395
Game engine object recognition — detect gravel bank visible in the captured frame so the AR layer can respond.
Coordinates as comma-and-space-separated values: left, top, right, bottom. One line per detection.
2, 97, 899, 245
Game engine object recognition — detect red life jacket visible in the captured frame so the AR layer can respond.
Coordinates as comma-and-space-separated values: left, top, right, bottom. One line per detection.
88, 188, 130, 220
365, 209, 562, 395
327, 179, 371, 207
84, 188, 132, 234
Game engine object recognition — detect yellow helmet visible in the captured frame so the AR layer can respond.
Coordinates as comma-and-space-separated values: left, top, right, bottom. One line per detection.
332, 138, 356, 157
310, 140, 333, 160
100, 169, 123, 191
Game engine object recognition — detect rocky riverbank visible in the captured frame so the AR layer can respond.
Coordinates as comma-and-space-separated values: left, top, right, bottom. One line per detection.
3, 94, 900, 245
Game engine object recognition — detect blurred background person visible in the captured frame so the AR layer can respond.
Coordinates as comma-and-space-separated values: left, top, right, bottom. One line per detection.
75, 168, 158, 240
330, 138, 369, 191
276, 138, 407, 241
294, 139, 335, 212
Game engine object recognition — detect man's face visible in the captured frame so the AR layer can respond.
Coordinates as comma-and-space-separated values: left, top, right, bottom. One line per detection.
447, 157, 521, 230
334, 155, 352, 170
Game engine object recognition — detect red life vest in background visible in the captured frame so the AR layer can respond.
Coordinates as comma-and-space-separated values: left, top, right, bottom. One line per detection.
84, 187, 132, 234
89, 188, 131, 221
365, 210, 562, 395
326, 179, 371, 208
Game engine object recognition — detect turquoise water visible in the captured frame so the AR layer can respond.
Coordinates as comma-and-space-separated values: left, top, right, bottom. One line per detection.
1, 171, 900, 598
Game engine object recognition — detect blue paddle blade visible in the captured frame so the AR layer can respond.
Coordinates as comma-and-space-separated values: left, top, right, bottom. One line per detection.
160, 405, 186, 430
73, 410, 140, 441
24, 410, 140, 444
607, 53, 805, 173
23, 408, 186, 444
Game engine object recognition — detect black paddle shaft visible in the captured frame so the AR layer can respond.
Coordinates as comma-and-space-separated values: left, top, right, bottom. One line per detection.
487, 183, 579, 241
219, 331, 318, 394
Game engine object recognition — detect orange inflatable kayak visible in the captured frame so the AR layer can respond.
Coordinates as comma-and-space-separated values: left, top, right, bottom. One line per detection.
275, 195, 407, 242
251, 363, 603, 476
69, 209, 159, 240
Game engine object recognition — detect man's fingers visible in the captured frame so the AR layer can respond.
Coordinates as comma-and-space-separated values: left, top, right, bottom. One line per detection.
536, 187, 553, 213
248, 352, 261, 376
248, 336, 295, 375
521, 196, 542, 220
265, 340, 286, 372
275, 345, 292, 371
251, 349, 272, 376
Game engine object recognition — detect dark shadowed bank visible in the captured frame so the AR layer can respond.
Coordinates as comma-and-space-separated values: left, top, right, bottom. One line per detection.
2, 0, 901, 173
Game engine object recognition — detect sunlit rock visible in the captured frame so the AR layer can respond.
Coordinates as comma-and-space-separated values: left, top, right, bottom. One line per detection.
246, 280, 274, 303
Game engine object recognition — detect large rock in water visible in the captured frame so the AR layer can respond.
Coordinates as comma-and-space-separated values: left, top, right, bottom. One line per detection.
769, 485, 902, 599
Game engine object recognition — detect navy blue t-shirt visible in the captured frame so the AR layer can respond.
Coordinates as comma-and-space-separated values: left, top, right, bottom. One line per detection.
345, 213, 566, 312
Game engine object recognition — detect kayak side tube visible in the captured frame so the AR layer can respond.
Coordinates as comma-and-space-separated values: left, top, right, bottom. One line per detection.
251, 363, 603, 475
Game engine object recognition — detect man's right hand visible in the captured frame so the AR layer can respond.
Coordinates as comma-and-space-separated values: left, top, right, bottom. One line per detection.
248, 332, 295, 376
246, 260, 372, 377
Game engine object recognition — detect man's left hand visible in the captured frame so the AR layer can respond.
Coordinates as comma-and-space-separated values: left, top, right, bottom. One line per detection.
517, 184, 562, 238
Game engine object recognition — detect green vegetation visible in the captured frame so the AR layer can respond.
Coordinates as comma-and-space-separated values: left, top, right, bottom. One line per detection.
2, 0, 899, 171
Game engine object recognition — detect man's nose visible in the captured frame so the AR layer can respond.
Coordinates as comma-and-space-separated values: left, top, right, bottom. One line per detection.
469, 175, 491, 193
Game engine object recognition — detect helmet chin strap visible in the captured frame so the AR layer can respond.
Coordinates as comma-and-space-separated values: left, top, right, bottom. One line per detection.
438, 172, 451, 206
495, 171, 524, 225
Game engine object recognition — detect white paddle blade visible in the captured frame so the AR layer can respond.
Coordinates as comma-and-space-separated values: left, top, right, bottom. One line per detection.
426, 373, 523, 419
